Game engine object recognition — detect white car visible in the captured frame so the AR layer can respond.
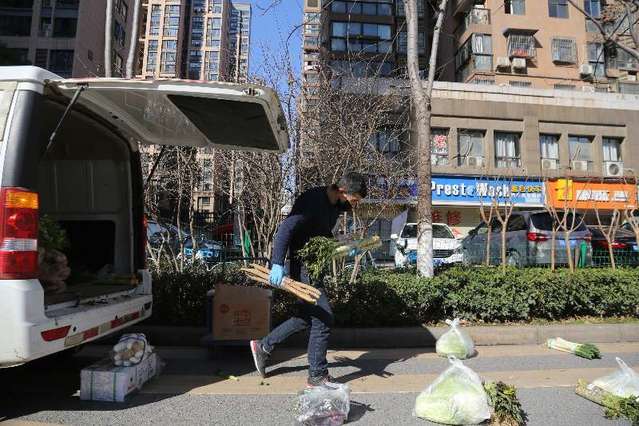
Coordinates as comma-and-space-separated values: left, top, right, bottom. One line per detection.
391, 223, 462, 268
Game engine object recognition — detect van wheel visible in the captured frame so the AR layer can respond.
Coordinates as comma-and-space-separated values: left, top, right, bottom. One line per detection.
506, 251, 522, 267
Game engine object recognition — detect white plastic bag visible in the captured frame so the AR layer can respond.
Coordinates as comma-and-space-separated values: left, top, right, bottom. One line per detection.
296, 383, 351, 426
590, 357, 639, 398
414, 356, 491, 425
111, 333, 153, 367
436, 318, 476, 359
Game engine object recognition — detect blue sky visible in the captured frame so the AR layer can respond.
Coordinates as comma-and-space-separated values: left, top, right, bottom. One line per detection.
246, 0, 303, 78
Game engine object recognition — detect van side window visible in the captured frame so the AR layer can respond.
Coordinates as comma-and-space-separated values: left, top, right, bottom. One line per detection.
507, 215, 527, 232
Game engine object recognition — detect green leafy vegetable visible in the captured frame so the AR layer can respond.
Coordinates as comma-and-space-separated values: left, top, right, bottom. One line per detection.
603, 394, 639, 425
484, 381, 528, 426
39, 215, 69, 252
298, 237, 340, 282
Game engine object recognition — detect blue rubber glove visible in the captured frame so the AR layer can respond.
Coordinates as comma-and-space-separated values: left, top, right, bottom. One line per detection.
269, 264, 285, 288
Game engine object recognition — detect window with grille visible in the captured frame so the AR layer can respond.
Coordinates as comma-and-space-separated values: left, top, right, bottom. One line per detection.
507, 34, 536, 58
458, 131, 485, 166
495, 132, 521, 168
540, 134, 559, 169
431, 129, 449, 166
510, 80, 532, 87
554, 83, 576, 90
569, 135, 593, 170
149, 5, 161, 35
160, 40, 177, 74
552, 38, 576, 63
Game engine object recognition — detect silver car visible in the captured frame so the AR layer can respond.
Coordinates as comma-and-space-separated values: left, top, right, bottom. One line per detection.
462, 211, 592, 267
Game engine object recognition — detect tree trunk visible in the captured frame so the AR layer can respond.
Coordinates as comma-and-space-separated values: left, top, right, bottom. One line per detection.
105, 0, 113, 78
608, 244, 616, 269
501, 226, 507, 271
565, 232, 574, 272
551, 227, 556, 271
485, 227, 491, 266
126, 0, 141, 78
405, 0, 448, 277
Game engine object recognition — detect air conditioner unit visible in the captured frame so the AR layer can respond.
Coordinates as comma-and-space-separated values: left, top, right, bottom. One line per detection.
626, 73, 637, 82
580, 64, 594, 76
496, 56, 511, 69
466, 156, 484, 167
582, 85, 595, 93
512, 58, 527, 70
571, 160, 589, 171
541, 159, 558, 170
604, 161, 624, 177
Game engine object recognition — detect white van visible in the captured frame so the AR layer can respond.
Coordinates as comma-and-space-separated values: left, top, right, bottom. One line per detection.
0, 66, 288, 367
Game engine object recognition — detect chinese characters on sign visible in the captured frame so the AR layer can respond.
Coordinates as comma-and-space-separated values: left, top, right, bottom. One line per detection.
548, 180, 637, 210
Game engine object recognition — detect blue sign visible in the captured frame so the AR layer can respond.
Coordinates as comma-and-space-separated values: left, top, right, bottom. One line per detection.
386, 176, 544, 207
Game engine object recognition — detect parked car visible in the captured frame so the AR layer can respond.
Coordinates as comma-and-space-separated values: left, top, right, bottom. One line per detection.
183, 237, 224, 262
461, 211, 592, 267
588, 226, 639, 266
391, 223, 462, 268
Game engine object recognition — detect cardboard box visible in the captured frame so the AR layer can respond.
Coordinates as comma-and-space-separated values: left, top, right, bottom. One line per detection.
212, 284, 271, 341
80, 353, 159, 402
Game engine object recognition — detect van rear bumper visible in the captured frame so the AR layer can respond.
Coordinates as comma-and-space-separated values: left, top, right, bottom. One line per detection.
0, 280, 152, 368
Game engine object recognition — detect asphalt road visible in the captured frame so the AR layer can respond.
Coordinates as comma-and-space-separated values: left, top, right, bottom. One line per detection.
1, 343, 637, 426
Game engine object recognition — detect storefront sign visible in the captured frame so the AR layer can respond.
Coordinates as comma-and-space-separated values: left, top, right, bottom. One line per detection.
547, 179, 637, 210
385, 176, 544, 207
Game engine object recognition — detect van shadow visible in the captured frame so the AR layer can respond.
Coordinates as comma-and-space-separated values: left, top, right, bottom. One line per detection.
0, 343, 305, 420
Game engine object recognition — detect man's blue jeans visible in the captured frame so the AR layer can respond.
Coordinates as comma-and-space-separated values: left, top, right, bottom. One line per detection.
260, 287, 333, 380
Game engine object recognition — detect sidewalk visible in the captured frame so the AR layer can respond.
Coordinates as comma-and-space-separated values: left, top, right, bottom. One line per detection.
122, 322, 639, 347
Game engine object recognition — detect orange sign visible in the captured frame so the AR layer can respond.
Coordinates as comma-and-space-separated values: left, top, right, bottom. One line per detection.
547, 180, 637, 210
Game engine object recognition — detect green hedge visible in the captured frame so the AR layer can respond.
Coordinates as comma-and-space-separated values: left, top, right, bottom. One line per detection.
149, 266, 639, 327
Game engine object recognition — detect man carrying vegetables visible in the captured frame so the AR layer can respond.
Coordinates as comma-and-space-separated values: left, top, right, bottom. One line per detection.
250, 172, 367, 387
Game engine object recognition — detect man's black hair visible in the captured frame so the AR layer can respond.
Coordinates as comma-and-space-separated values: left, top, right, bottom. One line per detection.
337, 171, 368, 198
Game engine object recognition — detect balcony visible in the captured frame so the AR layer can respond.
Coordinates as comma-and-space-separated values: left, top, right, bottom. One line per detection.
455, 8, 490, 38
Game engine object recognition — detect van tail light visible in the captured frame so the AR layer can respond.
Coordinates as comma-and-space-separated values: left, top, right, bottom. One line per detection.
527, 232, 548, 242
0, 188, 39, 280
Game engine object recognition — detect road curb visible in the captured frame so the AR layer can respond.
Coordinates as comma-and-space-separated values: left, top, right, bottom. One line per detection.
111, 322, 639, 348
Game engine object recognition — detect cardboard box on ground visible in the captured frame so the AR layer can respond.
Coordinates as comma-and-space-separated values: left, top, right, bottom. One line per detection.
80, 353, 160, 402
213, 284, 272, 341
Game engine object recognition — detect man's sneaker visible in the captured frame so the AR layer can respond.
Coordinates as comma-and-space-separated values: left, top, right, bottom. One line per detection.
250, 340, 268, 378
307, 374, 340, 388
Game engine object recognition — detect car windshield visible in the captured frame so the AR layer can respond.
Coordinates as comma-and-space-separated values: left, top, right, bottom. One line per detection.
401, 224, 453, 239
531, 212, 588, 231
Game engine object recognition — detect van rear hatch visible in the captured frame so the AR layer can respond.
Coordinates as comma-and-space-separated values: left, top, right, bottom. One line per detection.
47, 78, 289, 152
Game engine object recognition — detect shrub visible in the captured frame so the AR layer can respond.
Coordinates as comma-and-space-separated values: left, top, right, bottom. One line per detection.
149, 266, 639, 327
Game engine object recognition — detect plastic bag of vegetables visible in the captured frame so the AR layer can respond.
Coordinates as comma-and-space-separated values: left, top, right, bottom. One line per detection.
111, 333, 153, 367
296, 382, 350, 426
436, 319, 476, 360
590, 357, 639, 398
414, 356, 491, 425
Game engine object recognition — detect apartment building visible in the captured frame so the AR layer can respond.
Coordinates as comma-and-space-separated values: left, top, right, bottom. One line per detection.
0, 0, 135, 77
300, 0, 431, 111
138, 0, 250, 82
443, 0, 639, 93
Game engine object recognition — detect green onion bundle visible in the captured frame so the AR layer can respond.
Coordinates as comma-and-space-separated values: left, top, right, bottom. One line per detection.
547, 337, 601, 360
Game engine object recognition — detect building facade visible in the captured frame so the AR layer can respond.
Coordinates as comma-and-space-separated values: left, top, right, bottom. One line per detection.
442, 0, 639, 93
0, 0, 135, 77
138, 0, 250, 82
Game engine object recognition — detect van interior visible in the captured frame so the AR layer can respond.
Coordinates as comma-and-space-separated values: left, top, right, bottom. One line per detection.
37, 94, 140, 308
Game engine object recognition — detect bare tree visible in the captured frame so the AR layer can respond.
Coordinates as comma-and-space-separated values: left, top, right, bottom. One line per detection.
567, 0, 639, 61
105, 0, 113, 78
493, 177, 518, 270
594, 207, 622, 269
543, 179, 560, 271
405, 0, 449, 277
